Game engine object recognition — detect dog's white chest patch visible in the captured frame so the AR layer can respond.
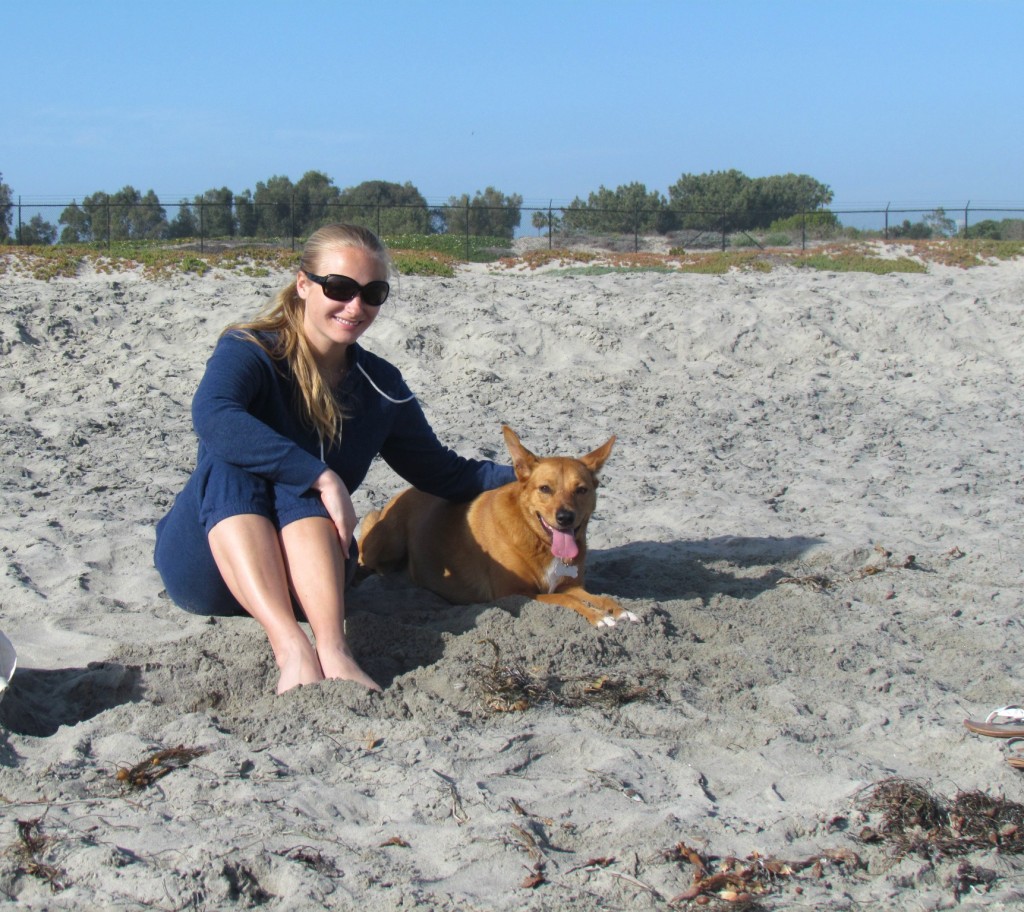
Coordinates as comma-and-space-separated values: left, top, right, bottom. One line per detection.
545, 559, 578, 592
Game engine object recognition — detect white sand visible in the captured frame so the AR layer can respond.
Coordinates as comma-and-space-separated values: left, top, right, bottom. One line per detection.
2, 253, 1024, 908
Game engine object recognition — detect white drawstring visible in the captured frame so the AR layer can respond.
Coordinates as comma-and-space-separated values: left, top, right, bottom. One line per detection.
320, 362, 416, 461
356, 362, 416, 404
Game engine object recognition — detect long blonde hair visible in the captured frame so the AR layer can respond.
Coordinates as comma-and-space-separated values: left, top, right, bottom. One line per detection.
227, 223, 394, 446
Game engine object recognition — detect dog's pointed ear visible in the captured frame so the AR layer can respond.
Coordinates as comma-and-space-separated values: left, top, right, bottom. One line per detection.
502, 425, 538, 480
580, 435, 615, 475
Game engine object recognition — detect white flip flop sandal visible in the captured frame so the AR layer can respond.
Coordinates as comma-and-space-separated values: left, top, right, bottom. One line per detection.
964, 705, 1024, 738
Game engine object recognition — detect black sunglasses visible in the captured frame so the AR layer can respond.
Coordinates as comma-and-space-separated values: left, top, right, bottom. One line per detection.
304, 271, 390, 307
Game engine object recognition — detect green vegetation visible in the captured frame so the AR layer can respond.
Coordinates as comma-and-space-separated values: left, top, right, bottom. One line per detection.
962, 218, 1024, 241
668, 170, 834, 232
793, 251, 926, 274
4, 165, 1023, 263
6, 172, 526, 247
1, 223, 1020, 282
767, 210, 841, 238
562, 182, 673, 234
0, 240, 461, 280
558, 171, 835, 237
383, 232, 511, 261
0, 172, 12, 241
442, 187, 523, 241
676, 251, 773, 274
390, 251, 457, 277
918, 238, 1024, 267
555, 264, 677, 277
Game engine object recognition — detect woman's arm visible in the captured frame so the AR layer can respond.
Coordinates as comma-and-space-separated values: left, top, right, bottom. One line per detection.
379, 398, 515, 501
192, 333, 326, 496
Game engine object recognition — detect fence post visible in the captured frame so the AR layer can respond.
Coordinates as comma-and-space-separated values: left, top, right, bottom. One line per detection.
17, 196, 22, 245
106, 198, 112, 249
465, 199, 470, 262
964, 200, 970, 237
884, 202, 890, 240
548, 200, 553, 250
801, 210, 806, 250
290, 190, 296, 251
199, 199, 205, 254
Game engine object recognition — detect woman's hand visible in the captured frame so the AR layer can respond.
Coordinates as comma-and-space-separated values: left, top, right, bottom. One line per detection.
312, 468, 357, 558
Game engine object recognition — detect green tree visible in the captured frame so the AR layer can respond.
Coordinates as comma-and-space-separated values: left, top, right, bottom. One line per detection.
166, 199, 200, 239
0, 173, 13, 241
747, 173, 833, 225
668, 169, 754, 231
337, 180, 432, 235
563, 182, 673, 234
963, 218, 1024, 240
293, 170, 341, 238
888, 218, 932, 239
443, 187, 522, 240
235, 189, 257, 237
923, 207, 956, 238
58, 186, 166, 242
194, 186, 235, 237
59, 201, 90, 243
17, 214, 57, 245
111, 186, 166, 240
668, 170, 833, 232
531, 208, 562, 236
252, 175, 295, 238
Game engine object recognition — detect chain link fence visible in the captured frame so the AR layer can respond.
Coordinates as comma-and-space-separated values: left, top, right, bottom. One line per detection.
6, 198, 1024, 257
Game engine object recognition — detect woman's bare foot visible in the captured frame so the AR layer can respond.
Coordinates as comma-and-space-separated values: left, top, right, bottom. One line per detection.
275, 637, 324, 694
317, 642, 382, 692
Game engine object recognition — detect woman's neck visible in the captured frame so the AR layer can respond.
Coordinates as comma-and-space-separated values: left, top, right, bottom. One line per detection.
312, 344, 350, 387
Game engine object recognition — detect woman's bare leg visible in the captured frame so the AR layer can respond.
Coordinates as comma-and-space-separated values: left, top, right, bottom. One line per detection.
207, 514, 323, 694
279, 517, 381, 692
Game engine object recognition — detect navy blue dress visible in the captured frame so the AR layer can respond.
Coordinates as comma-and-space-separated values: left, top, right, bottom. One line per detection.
154, 331, 513, 615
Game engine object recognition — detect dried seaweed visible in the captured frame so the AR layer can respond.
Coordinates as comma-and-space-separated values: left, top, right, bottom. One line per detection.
778, 543, 920, 595
856, 777, 1024, 860
275, 845, 340, 877
953, 862, 998, 901
114, 744, 208, 790
563, 673, 661, 708
470, 639, 553, 713
777, 574, 832, 592
665, 840, 862, 906
469, 639, 659, 714
11, 817, 67, 892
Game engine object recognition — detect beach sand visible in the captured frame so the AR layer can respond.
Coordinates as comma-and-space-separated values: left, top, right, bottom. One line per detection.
2, 252, 1024, 908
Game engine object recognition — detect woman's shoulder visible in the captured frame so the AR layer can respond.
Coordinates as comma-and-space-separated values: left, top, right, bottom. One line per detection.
216, 329, 280, 360
205, 330, 286, 384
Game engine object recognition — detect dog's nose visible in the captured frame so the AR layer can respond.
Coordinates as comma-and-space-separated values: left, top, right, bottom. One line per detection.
555, 508, 575, 529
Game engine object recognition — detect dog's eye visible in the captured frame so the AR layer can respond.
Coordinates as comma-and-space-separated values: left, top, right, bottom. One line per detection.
538, 485, 553, 495
575, 486, 589, 496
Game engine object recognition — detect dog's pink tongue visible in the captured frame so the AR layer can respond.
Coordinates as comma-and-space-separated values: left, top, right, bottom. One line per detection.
551, 529, 579, 561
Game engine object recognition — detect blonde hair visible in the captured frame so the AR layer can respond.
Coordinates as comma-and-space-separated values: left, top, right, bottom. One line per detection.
227, 224, 394, 446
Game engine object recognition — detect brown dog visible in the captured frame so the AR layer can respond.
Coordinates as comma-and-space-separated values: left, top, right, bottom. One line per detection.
358, 426, 638, 627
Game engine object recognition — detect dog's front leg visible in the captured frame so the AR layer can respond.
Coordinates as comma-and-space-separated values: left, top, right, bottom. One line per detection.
535, 589, 639, 627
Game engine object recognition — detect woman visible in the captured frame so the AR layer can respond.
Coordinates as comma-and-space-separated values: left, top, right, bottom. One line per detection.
154, 224, 513, 694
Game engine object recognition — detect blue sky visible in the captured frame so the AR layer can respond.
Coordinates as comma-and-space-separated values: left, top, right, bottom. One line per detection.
3, 0, 1021, 217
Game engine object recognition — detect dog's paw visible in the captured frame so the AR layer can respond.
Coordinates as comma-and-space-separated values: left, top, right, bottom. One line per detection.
596, 609, 640, 627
